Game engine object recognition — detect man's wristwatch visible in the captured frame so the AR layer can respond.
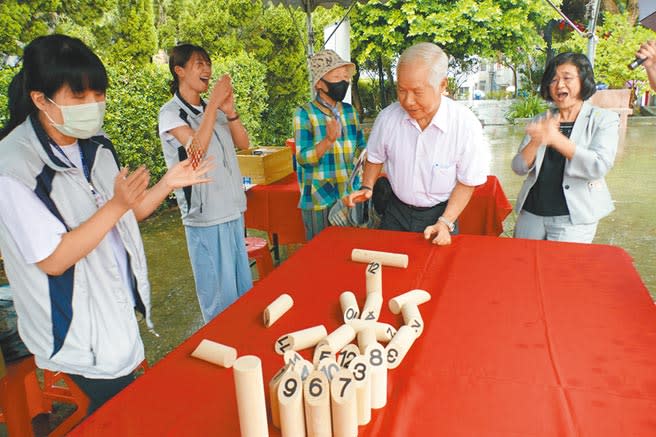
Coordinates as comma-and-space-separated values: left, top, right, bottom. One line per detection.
438, 216, 455, 233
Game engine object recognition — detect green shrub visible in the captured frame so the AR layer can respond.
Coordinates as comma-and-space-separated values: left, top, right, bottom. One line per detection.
0, 67, 19, 129
505, 94, 548, 123
103, 62, 171, 182
211, 51, 268, 145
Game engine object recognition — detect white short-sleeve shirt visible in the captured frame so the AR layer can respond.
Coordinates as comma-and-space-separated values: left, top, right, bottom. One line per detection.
158, 102, 204, 140
367, 98, 490, 207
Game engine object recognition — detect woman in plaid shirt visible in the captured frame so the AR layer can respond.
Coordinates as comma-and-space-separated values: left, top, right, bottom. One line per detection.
293, 50, 367, 240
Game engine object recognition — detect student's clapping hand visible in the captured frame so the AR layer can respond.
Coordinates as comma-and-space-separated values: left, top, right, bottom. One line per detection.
211, 74, 236, 116
112, 166, 150, 211
163, 156, 216, 190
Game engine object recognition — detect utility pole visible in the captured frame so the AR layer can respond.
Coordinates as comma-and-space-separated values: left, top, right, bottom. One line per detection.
586, 0, 602, 68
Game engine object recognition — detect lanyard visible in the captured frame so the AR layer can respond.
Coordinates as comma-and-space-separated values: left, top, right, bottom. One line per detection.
316, 95, 343, 130
50, 141, 102, 206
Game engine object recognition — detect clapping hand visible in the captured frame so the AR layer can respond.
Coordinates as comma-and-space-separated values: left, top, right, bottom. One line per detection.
210, 74, 236, 116
163, 156, 216, 190
112, 166, 150, 211
525, 111, 560, 146
326, 117, 341, 142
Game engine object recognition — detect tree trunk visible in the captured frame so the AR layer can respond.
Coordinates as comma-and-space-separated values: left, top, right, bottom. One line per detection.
377, 55, 386, 107
351, 63, 364, 120
601, 0, 619, 14
385, 64, 395, 102
627, 0, 639, 25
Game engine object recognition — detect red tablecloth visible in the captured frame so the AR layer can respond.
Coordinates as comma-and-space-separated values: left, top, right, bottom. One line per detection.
70, 228, 656, 436
244, 174, 512, 244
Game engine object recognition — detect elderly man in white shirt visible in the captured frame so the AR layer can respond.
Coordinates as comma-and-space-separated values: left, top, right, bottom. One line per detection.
347, 42, 490, 245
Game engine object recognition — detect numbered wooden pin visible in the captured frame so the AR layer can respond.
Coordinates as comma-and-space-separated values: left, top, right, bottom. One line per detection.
401, 303, 424, 337
190, 339, 237, 368
347, 355, 372, 426
264, 293, 294, 327
351, 248, 409, 268
233, 355, 269, 437
318, 324, 356, 353
347, 320, 396, 343
293, 358, 314, 382
373, 322, 397, 343
275, 325, 327, 354
277, 370, 306, 437
357, 327, 377, 354
385, 325, 417, 370
336, 344, 360, 369
330, 368, 358, 437
313, 343, 334, 367
269, 364, 289, 429
388, 289, 431, 314
317, 357, 341, 382
365, 343, 387, 409
365, 261, 382, 295
283, 350, 304, 368
360, 292, 383, 321
339, 291, 360, 322
304, 370, 332, 437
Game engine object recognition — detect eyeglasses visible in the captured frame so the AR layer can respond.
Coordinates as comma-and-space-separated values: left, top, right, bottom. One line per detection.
549, 76, 579, 86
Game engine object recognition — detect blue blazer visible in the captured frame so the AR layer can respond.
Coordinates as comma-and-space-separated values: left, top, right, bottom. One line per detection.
511, 101, 619, 225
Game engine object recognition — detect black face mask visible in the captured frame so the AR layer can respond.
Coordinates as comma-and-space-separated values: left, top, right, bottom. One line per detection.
320, 78, 349, 102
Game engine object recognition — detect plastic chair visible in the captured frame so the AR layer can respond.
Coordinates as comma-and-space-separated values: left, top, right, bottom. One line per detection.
40, 359, 149, 436
245, 236, 274, 281
0, 355, 48, 437
41, 370, 90, 437
0, 355, 149, 437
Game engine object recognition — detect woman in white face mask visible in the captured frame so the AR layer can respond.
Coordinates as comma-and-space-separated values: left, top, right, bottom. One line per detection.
0, 34, 213, 416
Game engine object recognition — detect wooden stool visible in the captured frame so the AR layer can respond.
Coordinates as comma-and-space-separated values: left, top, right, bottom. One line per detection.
245, 237, 274, 281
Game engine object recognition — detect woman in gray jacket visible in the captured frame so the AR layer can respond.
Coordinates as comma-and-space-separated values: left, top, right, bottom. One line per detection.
511, 52, 619, 243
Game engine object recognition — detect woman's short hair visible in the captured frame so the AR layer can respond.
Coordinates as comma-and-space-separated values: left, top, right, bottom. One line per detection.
168, 44, 211, 95
398, 42, 449, 90
540, 52, 596, 102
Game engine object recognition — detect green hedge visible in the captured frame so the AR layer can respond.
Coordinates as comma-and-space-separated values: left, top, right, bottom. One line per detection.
0, 67, 17, 128
103, 62, 171, 181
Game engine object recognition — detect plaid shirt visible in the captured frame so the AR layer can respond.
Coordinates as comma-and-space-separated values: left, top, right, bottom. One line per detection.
293, 99, 366, 211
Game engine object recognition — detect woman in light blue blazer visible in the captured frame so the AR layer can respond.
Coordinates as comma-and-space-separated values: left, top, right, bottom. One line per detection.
511, 53, 619, 243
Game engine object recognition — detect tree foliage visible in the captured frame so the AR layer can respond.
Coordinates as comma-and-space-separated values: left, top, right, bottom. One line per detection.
351, 0, 557, 65
349, 0, 558, 104
101, 0, 158, 65
556, 12, 656, 93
